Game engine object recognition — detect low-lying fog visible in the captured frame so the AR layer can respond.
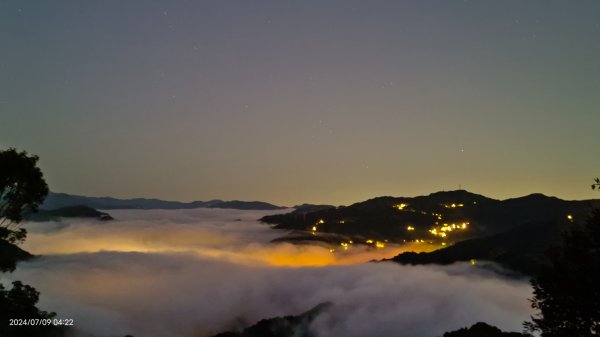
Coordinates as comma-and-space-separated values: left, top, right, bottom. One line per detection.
3, 209, 532, 337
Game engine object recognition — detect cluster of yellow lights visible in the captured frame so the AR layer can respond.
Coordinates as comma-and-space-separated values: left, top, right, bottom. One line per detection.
334, 240, 356, 251
429, 222, 469, 239
394, 203, 408, 210
312, 218, 346, 235
319, 202, 475, 251
567, 214, 574, 222
311, 219, 326, 234
326, 240, 387, 254
361, 239, 385, 248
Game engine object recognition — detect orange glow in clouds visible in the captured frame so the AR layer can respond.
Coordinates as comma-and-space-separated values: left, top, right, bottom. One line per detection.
21, 209, 441, 267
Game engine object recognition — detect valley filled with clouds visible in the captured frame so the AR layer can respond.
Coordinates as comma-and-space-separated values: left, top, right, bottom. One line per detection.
6, 209, 532, 337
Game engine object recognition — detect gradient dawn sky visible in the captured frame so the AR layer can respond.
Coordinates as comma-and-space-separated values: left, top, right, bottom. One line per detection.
1, 1, 599, 206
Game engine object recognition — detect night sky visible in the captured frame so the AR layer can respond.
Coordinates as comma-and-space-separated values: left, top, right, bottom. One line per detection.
1, 1, 599, 206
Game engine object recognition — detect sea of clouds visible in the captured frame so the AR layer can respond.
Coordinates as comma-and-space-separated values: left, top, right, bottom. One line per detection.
1, 208, 533, 337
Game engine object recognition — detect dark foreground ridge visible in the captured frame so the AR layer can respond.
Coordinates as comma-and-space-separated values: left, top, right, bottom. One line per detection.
442, 322, 527, 337
211, 303, 331, 337
209, 306, 525, 337
391, 220, 566, 275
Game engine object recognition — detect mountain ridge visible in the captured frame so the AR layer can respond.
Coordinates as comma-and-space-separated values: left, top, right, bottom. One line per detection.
42, 192, 286, 211
261, 190, 599, 243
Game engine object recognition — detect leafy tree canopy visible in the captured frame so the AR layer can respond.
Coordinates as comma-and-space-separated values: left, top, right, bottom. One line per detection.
0, 148, 49, 243
525, 180, 600, 336
0, 149, 61, 336
0, 281, 64, 337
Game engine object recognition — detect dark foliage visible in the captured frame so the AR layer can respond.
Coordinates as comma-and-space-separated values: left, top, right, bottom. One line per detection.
524, 208, 600, 336
0, 148, 49, 226
592, 178, 600, 191
0, 227, 27, 245
443, 322, 528, 337
0, 148, 48, 270
0, 148, 64, 336
0, 281, 65, 337
0, 239, 32, 272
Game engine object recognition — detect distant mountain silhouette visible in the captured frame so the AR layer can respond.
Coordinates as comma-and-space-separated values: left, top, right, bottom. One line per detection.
42, 192, 285, 211
211, 303, 331, 337
27, 205, 114, 222
290, 204, 336, 213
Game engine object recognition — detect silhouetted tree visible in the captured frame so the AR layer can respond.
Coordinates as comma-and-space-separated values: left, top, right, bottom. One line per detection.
0, 149, 48, 272
0, 148, 63, 336
0, 148, 49, 242
524, 181, 600, 336
0, 281, 64, 337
